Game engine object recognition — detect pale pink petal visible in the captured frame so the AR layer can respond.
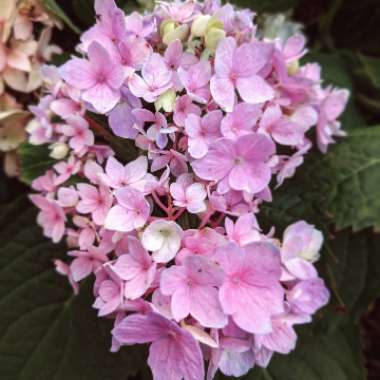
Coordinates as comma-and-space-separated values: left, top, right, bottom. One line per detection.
236, 75, 274, 104
210, 77, 235, 112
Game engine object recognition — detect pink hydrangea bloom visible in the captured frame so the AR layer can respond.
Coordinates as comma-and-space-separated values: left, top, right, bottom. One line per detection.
161, 255, 227, 328
61, 115, 95, 153
170, 174, 207, 213
76, 183, 113, 225
192, 133, 275, 194
173, 95, 201, 127
178, 60, 212, 104
220, 103, 261, 139
210, 37, 274, 111
112, 312, 205, 380
105, 187, 150, 232
93, 266, 124, 317
25, 0, 348, 376
112, 236, 156, 300
29, 195, 66, 243
215, 241, 284, 333
100, 155, 155, 193
128, 53, 172, 102
60, 42, 125, 113
185, 110, 223, 159
69, 247, 108, 282
225, 213, 260, 246
287, 278, 330, 315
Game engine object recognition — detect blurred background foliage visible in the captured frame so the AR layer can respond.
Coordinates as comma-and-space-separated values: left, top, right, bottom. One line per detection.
0, 1, 379, 379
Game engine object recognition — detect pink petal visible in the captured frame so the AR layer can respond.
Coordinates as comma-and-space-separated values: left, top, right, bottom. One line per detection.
71, 257, 93, 282
210, 77, 235, 112
236, 75, 274, 104
82, 83, 120, 114
59, 58, 96, 89
104, 205, 134, 232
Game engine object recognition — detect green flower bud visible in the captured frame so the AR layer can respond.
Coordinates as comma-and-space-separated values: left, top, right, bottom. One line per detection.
205, 28, 226, 52
155, 90, 177, 113
191, 15, 211, 37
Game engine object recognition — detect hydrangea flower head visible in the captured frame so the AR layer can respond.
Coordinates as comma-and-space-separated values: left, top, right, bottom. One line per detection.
25, 1, 350, 379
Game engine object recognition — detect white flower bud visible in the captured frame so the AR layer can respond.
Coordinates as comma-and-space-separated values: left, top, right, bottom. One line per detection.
49, 142, 69, 160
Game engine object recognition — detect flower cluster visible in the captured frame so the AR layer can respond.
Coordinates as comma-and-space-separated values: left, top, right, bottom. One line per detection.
0, 0, 61, 176
27, 0, 348, 379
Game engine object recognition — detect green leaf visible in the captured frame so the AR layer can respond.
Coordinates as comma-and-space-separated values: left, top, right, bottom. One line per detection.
317, 127, 380, 231
263, 126, 380, 232
323, 230, 380, 318
43, 0, 81, 34
358, 54, 380, 91
0, 197, 146, 380
18, 143, 55, 185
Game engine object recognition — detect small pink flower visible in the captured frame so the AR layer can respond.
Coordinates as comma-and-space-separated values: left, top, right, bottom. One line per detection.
128, 53, 172, 102
225, 213, 260, 246
54, 259, 79, 294
117, 35, 151, 72
69, 247, 108, 282
259, 104, 317, 146
210, 37, 274, 111
29, 195, 66, 243
170, 174, 207, 214
133, 108, 175, 149
214, 241, 284, 334
100, 155, 156, 193
317, 88, 349, 152
112, 312, 205, 380
221, 102, 261, 139
57, 186, 79, 207
93, 266, 124, 317
61, 115, 94, 153
105, 187, 150, 232
185, 110, 223, 159
192, 133, 275, 194
112, 236, 156, 300
60, 42, 125, 113
287, 278, 329, 315
173, 95, 201, 127
160, 255, 227, 328
76, 183, 113, 225
54, 156, 81, 185
178, 60, 212, 104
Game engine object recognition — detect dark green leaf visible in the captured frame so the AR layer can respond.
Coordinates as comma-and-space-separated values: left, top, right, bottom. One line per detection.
323, 230, 380, 319
19, 143, 55, 185
43, 0, 81, 34
0, 197, 146, 380
358, 55, 380, 91
263, 126, 380, 232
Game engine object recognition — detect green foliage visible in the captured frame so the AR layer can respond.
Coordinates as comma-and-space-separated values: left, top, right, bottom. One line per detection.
18, 143, 56, 185
263, 126, 380, 232
19, 143, 55, 184
0, 197, 146, 380
43, 0, 81, 33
